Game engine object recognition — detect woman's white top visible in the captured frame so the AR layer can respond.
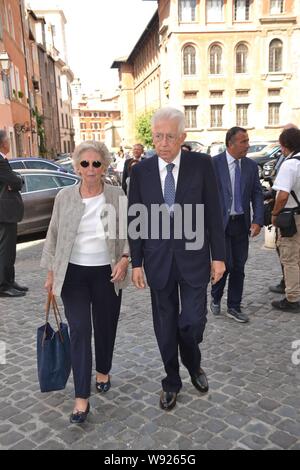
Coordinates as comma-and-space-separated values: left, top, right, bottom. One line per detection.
69, 193, 111, 266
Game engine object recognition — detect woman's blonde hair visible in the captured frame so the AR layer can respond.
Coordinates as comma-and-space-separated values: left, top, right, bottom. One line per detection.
72, 141, 112, 170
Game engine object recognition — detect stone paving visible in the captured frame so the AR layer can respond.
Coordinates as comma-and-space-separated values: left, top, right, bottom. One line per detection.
0, 233, 300, 450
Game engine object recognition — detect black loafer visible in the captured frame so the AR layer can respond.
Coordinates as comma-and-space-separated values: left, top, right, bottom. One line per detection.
96, 377, 111, 393
12, 282, 29, 292
191, 368, 209, 394
69, 402, 90, 424
159, 391, 177, 411
0, 287, 26, 297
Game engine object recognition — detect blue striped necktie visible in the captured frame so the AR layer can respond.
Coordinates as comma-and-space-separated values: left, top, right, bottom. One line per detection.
234, 159, 243, 213
164, 163, 175, 213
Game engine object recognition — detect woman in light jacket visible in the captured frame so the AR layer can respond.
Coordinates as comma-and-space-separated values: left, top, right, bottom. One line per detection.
41, 141, 130, 424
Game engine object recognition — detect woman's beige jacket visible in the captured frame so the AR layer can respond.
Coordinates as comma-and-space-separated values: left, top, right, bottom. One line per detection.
40, 183, 130, 296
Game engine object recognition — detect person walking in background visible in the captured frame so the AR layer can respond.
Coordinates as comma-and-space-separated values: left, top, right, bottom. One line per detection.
128, 107, 226, 411
211, 127, 264, 323
41, 141, 130, 424
122, 143, 144, 195
0, 130, 27, 298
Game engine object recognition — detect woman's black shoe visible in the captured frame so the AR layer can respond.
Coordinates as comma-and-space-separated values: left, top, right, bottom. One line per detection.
96, 377, 111, 393
69, 402, 90, 424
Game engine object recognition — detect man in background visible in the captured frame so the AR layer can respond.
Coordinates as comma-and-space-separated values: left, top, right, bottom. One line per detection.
0, 130, 27, 297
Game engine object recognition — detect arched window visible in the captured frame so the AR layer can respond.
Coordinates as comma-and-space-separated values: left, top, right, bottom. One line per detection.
209, 44, 222, 74
236, 43, 248, 73
269, 39, 283, 72
183, 45, 196, 75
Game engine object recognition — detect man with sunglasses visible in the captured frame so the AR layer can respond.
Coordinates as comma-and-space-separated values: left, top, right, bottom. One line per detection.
128, 108, 226, 411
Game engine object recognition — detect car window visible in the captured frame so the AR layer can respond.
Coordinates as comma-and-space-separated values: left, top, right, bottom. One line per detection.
24, 160, 57, 170
9, 161, 25, 170
248, 144, 267, 153
26, 174, 60, 192
54, 175, 78, 187
59, 162, 74, 173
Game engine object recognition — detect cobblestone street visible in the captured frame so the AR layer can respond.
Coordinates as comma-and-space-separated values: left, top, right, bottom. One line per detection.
0, 234, 300, 450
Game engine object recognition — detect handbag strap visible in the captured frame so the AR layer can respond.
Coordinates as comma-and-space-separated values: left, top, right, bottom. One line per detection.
43, 293, 64, 344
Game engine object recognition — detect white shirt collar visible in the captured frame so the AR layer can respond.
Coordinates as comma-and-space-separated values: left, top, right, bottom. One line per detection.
0, 152, 6, 159
158, 151, 181, 172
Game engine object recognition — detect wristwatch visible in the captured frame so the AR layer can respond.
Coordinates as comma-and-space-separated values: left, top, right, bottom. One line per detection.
122, 254, 132, 263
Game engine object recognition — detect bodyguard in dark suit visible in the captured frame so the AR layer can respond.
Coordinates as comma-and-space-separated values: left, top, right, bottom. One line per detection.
0, 130, 27, 297
128, 108, 226, 410
122, 143, 144, 195
211, 127, 264, 323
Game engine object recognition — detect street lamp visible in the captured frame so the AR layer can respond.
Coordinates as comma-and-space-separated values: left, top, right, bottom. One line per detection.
0, 52, 11, 73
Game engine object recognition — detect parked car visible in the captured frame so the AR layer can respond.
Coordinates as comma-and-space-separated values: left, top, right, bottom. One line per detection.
9, 157, 69, 173
247, 144, 282, 179
247, 141, 278, 155
262, 158, 278, 180
207, 142, 226, 157
183, 141, 205, 153
17, 169, 80, 236
56, 157, 75, 173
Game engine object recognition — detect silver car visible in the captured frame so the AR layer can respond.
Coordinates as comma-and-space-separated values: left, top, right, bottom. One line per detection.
17, 169, 80, 236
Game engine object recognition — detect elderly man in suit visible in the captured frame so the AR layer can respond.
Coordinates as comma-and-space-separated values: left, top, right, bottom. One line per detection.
122, 143, 144, 195
128, 107, 226, 411
210, 127, 264, 323
0, 130, 27, 297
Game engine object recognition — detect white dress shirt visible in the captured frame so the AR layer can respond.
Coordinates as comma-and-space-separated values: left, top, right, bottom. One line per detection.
158, 152, 181, 195
226, 151, 243, 215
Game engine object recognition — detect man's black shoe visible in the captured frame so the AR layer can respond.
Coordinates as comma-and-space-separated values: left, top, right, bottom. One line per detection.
191, 368, 209, 393
269, 280, 285, 294
159, 391, 177, 411
12, 282, 28, 292
0, 288, 26, 298
272, 298, 300, 313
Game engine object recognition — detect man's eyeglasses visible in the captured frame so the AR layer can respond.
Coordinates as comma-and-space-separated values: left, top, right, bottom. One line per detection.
153, 133, 178, 143
80, 160, 102, 168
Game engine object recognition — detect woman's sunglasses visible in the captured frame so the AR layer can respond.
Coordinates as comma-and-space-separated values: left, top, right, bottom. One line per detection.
80, 160, 102, 168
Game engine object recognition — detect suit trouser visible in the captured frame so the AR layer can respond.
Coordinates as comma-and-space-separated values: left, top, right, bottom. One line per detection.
61, 263, 122, 399
150, 258, 208, 393
211, 216, 249, 309
0, 223, 17, 291
277, 215, 300, 303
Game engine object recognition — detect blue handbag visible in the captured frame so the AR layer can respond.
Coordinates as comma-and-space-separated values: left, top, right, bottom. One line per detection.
37, 294, 71, 393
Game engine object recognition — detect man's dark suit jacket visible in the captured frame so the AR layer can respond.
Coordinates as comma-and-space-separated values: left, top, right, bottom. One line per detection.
212, 152, 264, 230
128, 152, 226, 290
122, 157, 146, 194
0, 155, 24, 223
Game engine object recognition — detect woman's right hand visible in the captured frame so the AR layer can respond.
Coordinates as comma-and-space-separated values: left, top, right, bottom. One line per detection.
44, 271, 54, 294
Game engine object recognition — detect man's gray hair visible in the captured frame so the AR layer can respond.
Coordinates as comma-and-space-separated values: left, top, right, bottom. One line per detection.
72, 140, 112, 168
0, 130, 8, 147
151, 107, 186, 134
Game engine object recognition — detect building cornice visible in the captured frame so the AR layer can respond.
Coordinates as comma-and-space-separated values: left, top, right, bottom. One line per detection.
259, 16, 297, 24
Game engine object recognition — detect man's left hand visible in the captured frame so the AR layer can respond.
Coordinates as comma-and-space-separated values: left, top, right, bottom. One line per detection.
211, 261, 226, 285
250, 223, 261, 237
